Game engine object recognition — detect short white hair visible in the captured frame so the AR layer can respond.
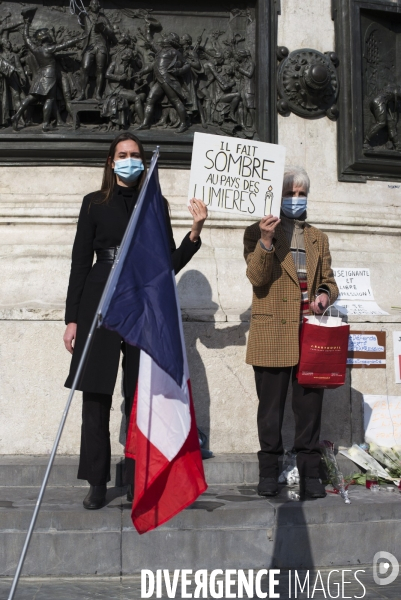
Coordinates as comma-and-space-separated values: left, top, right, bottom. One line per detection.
282, 166, 310, 195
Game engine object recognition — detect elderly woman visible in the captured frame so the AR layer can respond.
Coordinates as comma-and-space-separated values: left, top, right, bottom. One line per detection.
243, 166, 338, 499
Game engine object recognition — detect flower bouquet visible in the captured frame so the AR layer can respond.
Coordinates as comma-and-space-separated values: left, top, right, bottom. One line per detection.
366, 442, 401, 480
320, 440, 351, 504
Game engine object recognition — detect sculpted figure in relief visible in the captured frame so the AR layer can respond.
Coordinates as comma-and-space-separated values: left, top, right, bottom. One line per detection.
78, 0, 115, 101
136, 31, 189, 133
364, 85, 401, 151
12, 14, 85, 131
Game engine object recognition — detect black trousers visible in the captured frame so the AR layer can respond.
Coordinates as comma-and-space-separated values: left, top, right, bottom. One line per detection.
253, 366, 324, 479
77, 342, 140, 486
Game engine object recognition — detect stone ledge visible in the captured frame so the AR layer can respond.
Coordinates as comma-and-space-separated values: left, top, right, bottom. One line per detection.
1, 305, 400, 324
0, 307, 248, 322
0, 453, 359, 487
0, 307, 65, 321
1, 203, 401, 233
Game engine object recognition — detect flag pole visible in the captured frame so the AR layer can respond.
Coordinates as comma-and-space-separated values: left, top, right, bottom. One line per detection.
7, 147, 160, 600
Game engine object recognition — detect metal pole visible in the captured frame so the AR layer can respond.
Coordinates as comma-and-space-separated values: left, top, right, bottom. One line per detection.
7, 147, 160, 600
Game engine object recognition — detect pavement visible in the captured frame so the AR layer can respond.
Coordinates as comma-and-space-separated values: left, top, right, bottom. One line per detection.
1, 567, 401, 599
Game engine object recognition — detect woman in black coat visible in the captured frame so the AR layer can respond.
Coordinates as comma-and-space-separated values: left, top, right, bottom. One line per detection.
63, 131, 207, 510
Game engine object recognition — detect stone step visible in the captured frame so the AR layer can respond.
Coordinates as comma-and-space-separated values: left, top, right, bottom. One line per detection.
1, 481, 399, 576
0, 454, 259, 487
0, 453, 359, 487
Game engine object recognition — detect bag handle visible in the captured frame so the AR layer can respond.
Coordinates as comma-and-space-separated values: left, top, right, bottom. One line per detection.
321, 303, 335, 318
313, 303, 343, 325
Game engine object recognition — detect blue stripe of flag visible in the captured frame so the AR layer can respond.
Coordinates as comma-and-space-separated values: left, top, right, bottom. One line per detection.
102, 165, 184, 387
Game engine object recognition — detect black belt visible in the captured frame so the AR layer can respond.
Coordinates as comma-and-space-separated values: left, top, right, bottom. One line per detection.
95, 247, 120, 263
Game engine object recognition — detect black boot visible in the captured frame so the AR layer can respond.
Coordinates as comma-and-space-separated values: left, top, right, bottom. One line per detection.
257, 477, 278, 497
83, 484, 107, 510
300, 477, 326, 499
175, 121, 189, 134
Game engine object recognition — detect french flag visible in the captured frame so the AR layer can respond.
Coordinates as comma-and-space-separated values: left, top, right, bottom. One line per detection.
102, 159, 207, 534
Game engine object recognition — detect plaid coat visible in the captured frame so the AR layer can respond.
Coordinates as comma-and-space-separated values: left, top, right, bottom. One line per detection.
243, 221, 339, 367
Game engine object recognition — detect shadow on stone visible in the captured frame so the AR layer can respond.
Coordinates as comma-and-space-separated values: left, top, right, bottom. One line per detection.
186, 500, 226, 511
104, 486, 125, 506
271, 501, 315, 569
281, 369, 355, 450
177, 270, 250, 452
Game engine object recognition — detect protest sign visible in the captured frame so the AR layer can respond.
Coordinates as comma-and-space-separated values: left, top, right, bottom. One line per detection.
393, 331, 401, 384
336, 301, 389, 316
333, 268, 374, 300
363, 395, 401, 447
332, 268, 389, 315
347, 331, 386, 368
188, 132, 286, 217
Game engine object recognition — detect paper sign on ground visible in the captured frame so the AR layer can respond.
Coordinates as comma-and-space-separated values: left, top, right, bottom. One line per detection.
336, 301, 389, 316
347, 331, 386, 367
363, 394, 401, 447
393, 331, 401, 384
188, 132, 286, 217
339, 445, 391, 479
332, 267, 388, 315
333, 268, 374, 300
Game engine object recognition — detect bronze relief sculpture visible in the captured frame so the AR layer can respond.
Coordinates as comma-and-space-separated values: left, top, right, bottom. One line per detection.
0, 0, 278, 165
362, 22, 401, 153
334, 0, 401, 182
0, 2, 256, 138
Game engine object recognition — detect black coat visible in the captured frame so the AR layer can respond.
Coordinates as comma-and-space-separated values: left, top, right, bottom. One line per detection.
65, 184, 201, 396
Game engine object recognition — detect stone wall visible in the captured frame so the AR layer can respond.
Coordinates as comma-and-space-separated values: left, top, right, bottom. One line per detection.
1, 0, 401, 455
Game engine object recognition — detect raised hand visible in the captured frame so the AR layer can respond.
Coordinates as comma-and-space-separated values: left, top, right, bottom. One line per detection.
259, 214, 280, 248
188, 198, 208, 242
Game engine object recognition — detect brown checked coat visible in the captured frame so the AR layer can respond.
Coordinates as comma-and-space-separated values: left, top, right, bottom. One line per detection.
243, 221, 339, 368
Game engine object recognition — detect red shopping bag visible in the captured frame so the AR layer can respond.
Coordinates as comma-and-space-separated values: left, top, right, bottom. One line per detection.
296, 316, 350, 389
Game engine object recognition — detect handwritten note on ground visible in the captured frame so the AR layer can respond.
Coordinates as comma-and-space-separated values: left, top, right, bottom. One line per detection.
336, 301, 389, 316
188, 133, 286, 217
364, 395, 401, 447
333, 268, 388, 315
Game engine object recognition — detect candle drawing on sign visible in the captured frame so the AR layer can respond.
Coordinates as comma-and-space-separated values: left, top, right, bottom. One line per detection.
264, 185, 273, 215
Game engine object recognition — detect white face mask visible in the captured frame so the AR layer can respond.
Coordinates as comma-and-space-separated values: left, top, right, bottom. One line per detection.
281, 196, 307, 218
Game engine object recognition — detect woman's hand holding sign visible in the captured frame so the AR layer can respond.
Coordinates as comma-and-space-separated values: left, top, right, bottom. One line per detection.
188, 198, 208, 242
259, 215, 280, 249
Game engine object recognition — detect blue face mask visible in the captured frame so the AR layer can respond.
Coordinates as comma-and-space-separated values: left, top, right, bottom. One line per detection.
281, 196, 307, 219
114, 158, 144, 183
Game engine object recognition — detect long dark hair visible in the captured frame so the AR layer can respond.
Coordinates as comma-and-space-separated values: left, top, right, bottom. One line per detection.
100, 132, 147, 203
